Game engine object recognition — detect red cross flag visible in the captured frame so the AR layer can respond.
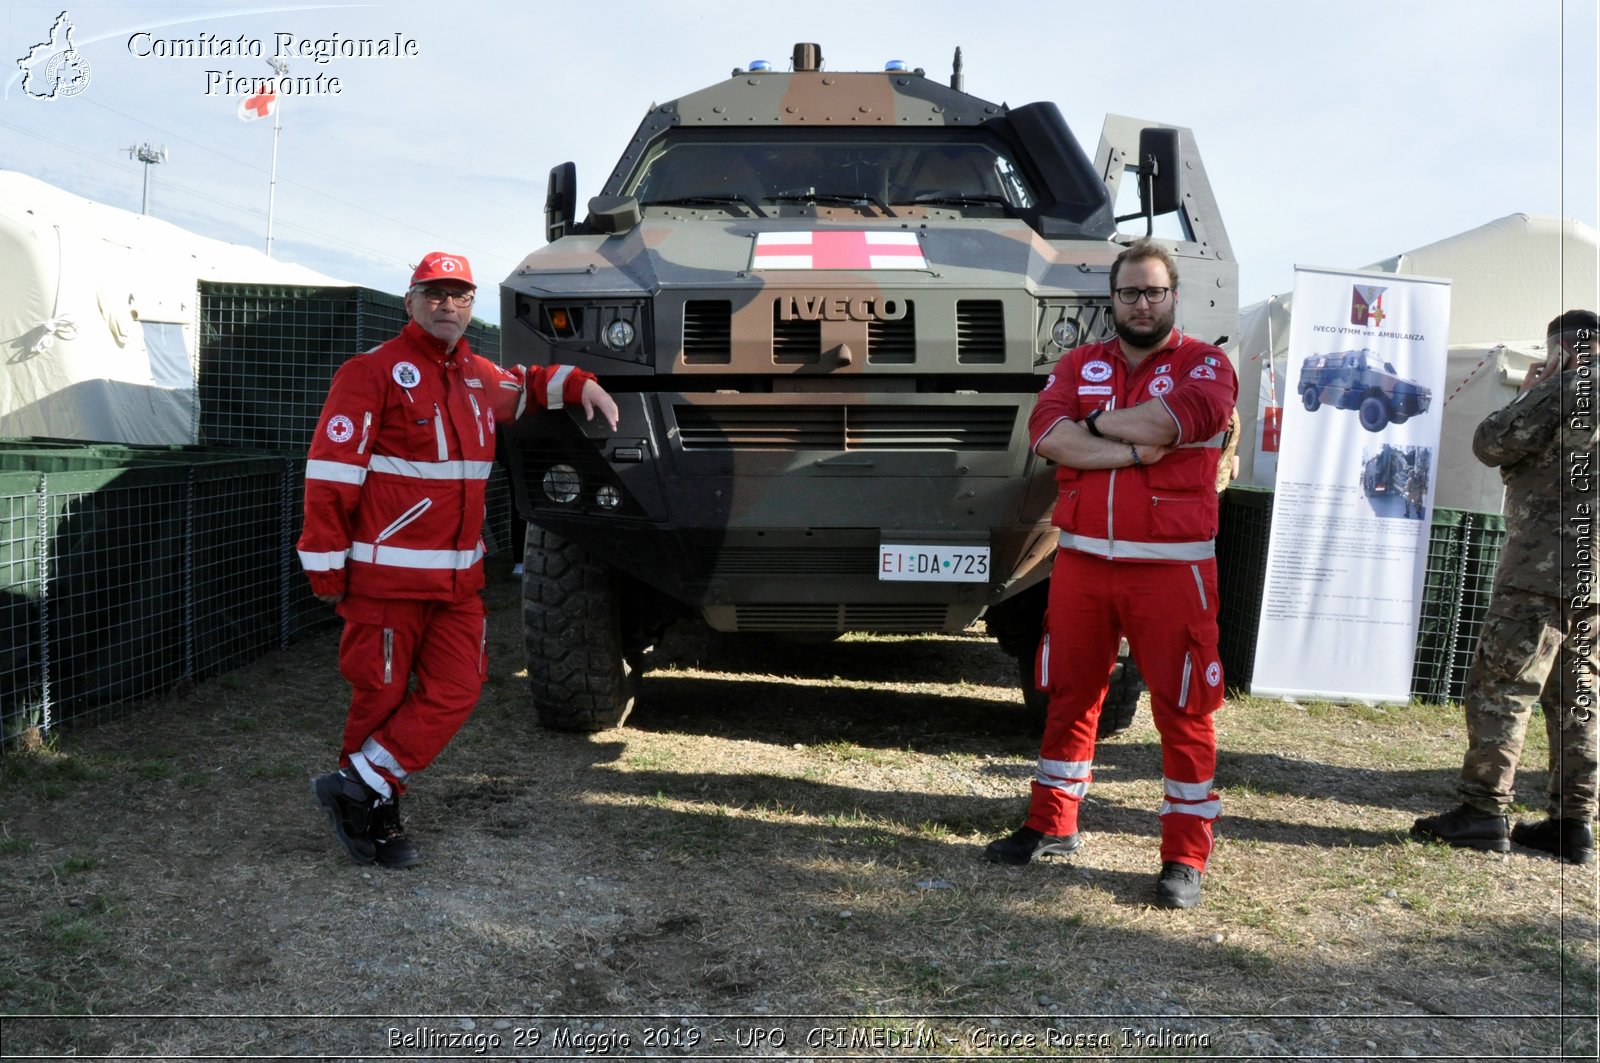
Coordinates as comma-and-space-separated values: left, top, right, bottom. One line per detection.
238, 89, 277, 122
752, 231, 926, 270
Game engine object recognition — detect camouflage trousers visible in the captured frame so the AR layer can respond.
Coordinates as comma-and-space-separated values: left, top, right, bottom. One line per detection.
1458, 586, 1599, 820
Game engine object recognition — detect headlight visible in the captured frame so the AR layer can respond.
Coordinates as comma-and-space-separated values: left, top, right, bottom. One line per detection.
541, 464, 581, 504
595, 485, 621, 509
603, 319, 636, 350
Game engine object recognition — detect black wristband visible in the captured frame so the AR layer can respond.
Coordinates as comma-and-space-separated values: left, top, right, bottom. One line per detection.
1129, 445, 1142, 467
1084, 408, 1105, 438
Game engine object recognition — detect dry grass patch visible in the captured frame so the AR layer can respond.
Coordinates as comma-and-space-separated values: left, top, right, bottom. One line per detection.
0, 567, 1594, 1059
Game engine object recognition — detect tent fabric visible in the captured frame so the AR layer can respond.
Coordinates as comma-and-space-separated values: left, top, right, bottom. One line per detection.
0, 170, 349, 444
1233, 213, 1598, 513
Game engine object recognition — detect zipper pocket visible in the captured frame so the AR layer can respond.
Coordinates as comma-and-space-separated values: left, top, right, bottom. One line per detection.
1178, 652, 1193, 710
356, 411, 373, 455
467, 394, 485, 447
383, 627, 394, 685
432, 403, 448, 461
376, 497, 432, 543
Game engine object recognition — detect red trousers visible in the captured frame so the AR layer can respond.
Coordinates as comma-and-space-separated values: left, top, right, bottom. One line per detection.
1027, 550, 1224, 869
335, 594, 488, 797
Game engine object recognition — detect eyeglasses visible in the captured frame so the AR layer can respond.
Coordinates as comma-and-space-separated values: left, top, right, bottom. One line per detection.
412, 286, 475, 307
1113, 286, 1172, 305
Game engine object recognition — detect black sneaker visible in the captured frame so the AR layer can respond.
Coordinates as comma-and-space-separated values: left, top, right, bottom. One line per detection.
1155, 861, 1203, 909
310, 768, 377, 865
983, 826, 1080, 865
1410, 803, 1510, 853
1511, 817, 1595, 865
371, 797, 421, 868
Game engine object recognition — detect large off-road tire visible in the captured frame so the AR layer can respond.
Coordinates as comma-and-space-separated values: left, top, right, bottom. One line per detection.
1016, 644, 1144, 740
1098, 652, 1144, 738
1358, 394, 1391, 432
1301, 386, 1321, 412
522, 525, 640, 732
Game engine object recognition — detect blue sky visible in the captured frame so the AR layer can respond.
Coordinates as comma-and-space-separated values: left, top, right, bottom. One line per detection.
3, 0, 1594, 324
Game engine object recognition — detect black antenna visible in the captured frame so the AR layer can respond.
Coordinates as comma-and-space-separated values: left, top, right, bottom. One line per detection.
950, 46, 963, 91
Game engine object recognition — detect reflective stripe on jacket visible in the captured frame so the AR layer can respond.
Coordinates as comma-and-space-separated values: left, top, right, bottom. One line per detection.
297, 320, 595, 600
1028, 332, 1237, 561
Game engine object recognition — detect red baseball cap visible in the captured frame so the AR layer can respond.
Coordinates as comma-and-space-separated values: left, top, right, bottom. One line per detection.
410, 251, 475, 288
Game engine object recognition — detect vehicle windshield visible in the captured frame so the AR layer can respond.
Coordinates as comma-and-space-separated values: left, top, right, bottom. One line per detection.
624, 133, 1038, 211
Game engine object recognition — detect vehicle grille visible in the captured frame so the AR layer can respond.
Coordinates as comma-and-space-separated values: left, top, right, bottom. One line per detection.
867, 303, 916, 363
772, 306, 821, 364
732, 604, 957, 632
682, 300, 731, 363
674, 405, 1015, 451
698, 548, 877, 575
956, 299, 1005, 364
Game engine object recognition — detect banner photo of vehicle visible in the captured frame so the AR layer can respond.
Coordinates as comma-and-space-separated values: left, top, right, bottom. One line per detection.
1251, 265, 1452, 703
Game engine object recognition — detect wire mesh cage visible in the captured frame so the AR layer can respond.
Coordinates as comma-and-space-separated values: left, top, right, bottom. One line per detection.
0, 443, 305, 744
1216, 486, 1507, 702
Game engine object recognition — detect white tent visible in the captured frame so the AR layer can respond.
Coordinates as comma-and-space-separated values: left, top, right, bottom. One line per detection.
0, 170, 349, 445
1234, 213, 1598, 512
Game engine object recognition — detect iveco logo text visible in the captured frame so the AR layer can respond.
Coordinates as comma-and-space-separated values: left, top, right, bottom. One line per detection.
776, 295, 908, 322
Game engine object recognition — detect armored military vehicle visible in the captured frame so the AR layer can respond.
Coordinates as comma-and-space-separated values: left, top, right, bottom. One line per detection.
1299, 347, 1432, 432
500, 43, 1237, 731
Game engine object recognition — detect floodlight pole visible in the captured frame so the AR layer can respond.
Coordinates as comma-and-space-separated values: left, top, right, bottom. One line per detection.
264, 57, 289, 257
126, 142, 168, 214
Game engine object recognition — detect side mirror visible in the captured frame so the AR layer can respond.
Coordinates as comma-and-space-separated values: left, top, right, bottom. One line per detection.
1137, 127, 1181, 219
545, 162, 577, 243
587, 194, 642, 234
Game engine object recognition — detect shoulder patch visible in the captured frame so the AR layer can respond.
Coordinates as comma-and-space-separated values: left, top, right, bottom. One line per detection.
1149, 376, 1174, 396
325, 414, 354, 444
1189, 365, 1217, 380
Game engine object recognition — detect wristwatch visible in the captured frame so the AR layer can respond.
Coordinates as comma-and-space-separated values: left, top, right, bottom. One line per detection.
1084, 408, 1105, 438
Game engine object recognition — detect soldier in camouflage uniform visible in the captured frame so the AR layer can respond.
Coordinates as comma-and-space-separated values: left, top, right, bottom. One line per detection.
1402, 456, 1426, 519
1413, 310, 1599, 864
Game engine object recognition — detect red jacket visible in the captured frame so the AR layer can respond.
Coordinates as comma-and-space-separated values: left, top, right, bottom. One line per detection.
297, 321, 595, 601
1028, 331, 1237, 561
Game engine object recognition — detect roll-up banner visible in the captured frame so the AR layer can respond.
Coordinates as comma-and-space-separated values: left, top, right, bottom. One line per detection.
1251, 266, 1452, 703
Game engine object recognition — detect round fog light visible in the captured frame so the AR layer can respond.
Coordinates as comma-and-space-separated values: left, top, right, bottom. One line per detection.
596, 485, 621, 509
603, 319, 635, 350
542, 464, 581, 504
1051, 317, 1078, 349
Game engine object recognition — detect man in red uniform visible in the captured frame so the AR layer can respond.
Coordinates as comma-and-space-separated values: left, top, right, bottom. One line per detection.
300, 252, 618, 867
984, 240, 1237, 909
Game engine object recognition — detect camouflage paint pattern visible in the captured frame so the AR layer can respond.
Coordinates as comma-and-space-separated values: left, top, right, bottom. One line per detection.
498, 51, 1236, 634
1458, 586, 1598, 819
1457, 360, 1598, 818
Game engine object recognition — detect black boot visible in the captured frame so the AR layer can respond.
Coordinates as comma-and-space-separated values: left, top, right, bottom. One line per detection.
371, 796, 421, 868
1510, 817, 1594, 865
310, 768, 378, 864
983, 825, 1080, 865
1410, 803, 1510, 853
1155, 861, 1203, 909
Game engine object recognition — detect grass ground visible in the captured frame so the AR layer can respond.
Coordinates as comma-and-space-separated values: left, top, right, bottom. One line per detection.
0, 565, 1594, 1060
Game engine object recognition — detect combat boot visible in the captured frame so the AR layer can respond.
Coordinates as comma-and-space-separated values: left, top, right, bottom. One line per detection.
1410, 803, 1510, 853
983, 825, 1080, 865
371, 796, 421, 868
1510, 817, 1595, 865
310, 767, 378, 864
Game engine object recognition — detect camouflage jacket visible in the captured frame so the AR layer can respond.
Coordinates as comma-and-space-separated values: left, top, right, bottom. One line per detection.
1472, 365, 1597, 599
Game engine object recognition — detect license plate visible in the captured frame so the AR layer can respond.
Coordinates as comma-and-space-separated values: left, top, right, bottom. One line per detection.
878, 544, 991, 582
